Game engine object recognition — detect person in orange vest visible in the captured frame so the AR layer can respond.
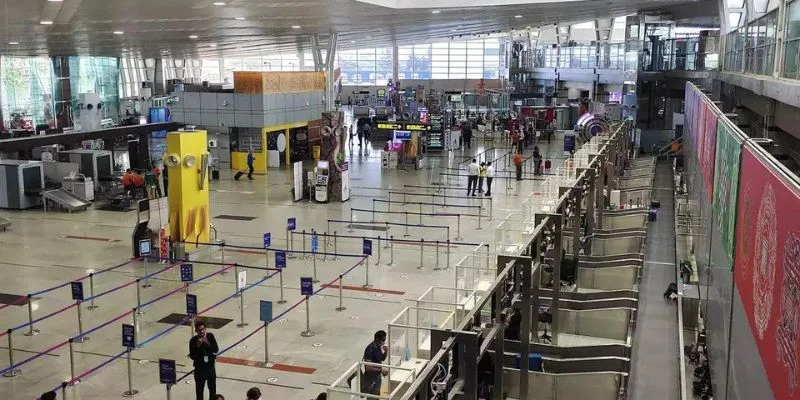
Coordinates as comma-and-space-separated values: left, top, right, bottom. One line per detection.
514, 153, 523, 181
122, 169, 135, 196
132, 170, 145, 198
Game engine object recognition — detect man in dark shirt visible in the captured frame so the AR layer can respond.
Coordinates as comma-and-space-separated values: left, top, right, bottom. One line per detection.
189, 321, 219, 400
361, 330, 388, 395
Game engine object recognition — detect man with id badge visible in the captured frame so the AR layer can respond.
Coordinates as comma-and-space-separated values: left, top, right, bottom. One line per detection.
189, 321, 220, 400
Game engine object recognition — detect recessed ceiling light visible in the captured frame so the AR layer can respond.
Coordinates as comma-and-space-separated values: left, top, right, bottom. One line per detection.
40, 20, 53, 25
291, 25, 301, 29
189, 35, 199, 39
113, 31, 124, 35
8, 41, 19, 45
514, 15, 523, 18
350, 40, 356, 43
366, 35, 372, 39
431, 10, 440, 14
234, 17, 246, 20
450, 29, 457, 32
209, 44, 217, 47
47, 0, 62, 2
212, 1, 226, 5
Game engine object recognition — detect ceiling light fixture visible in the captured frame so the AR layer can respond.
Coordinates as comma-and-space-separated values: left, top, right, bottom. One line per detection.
514, 15, 523, 18
47, 0, 63, 2
212, 1, 226, 5
40, 20, 54, 25
234, 17, 246, 20
431, 10, 440, 14
350, 40, 356, 43
210, 44, 217, 47
189, 35, 199, 39
8, 41, 19, 45
291, 25, 301, 29
113, 31, 124, 35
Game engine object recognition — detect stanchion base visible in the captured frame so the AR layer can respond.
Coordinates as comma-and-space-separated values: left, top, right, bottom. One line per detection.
237, 322, 249, 328
277, 300, 287, 304
362, 284, 373, 289
122, 389, 140, 397
301, 331, 315, 337
2, 369, 21, 377
69, 379, 80, 386
455, 237, 464, 241
333, 257, 339, 261
233, 293, 240, 298
336, 307, 346, 312
73, 336, 90, 343
87, 305, 99, 310
24, 329, 40, 337
416, 266, 424, 270
264, 362, 275, 368
136, 310, 145, 316
433, 267, 442, 271
388, 263, 396, 267
141, 284, 152, 289
403, 234, 411, 237
313, 279, 320, 283
373, 261, 380, 266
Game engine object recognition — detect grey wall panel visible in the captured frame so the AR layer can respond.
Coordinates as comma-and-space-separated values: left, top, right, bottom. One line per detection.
201, 112, 218, 127
200, 93, 217, 111
726, 291, 774, 400
183, 92, 201, 109
217, 93, 234, 110
218, 112, 235, 128
234, 94, 251, 111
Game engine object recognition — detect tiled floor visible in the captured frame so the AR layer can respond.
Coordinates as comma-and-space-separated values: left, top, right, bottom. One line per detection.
0, 134, 573, 400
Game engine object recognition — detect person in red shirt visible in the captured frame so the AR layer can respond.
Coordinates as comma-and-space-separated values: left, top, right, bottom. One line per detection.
132, 171, 145, 198
122, 169, 135, 196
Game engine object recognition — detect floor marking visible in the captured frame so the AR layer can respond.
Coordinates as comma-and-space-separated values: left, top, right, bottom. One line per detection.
216, 356, 316, 374
176, 370, 306, 390
0, 261, 45, 269
63, 235, 121, 243
321, 284, 405, 296
214, 189, 256, 195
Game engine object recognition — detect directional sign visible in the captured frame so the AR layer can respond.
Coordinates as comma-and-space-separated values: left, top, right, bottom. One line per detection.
377, 122, 403, 130
139, 239, 152, 256
180, 264, 194, 282
404, 123, 431, 132
71, 281, 84, 301
263, 233, 271, 249
287, 218, 297, 231
237, 270, 248, 291
186, 294, 197, 316
300, 277, 313, 296
159, 359, 177, 384
260, 300, 273, 322
363, 239, 373, 256
122, 323, 136, 348
311, 234, 319, 252
275, 251, 287, 269
394, 131, 412, 141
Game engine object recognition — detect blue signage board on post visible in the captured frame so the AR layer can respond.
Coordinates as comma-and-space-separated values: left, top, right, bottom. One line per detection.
71, 281, 84, 301
300, 277, 313, 296
159, 359, 177, 384
311, 235, 319, 252
563, 132, 576, 154
139, 239, 151, 256
180, 264, 194, 282
263, 233, 271, 249
363, 239, 373, 256
122, 323, 136, 348
275, 251, 287, 269
259, 300, 273, 322
186, 294, 197, 315
287, 218, 296, 231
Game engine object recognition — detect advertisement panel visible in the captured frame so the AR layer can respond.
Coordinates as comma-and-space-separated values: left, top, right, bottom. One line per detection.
701, 102, 717, 200
712, 122, 742, 262
734, 146, 800, 399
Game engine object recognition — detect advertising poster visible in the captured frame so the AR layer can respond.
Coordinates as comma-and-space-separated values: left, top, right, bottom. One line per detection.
701, 102, 718, 200
734, 146, 800, 399
712, 122, 742, 262
293, 161, 303, 201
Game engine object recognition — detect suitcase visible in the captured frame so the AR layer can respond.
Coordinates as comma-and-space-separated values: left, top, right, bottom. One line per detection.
234, 171, 245, 181
544, 159, 552, 170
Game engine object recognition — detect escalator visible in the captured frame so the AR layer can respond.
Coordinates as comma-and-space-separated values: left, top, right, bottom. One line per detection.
43, 189, 91, 212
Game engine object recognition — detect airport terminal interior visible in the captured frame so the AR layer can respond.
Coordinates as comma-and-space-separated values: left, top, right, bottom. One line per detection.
1, 1, 800, 400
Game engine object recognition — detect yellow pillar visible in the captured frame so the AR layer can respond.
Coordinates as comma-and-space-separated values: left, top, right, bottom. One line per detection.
166, 130, 210, 250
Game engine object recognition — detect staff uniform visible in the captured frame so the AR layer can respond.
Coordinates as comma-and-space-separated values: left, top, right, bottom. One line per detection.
189, 333, 219, 400
485, 165, 495, 196
467, 162, 480, 196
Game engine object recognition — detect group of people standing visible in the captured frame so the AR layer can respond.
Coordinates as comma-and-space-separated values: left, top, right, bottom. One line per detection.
466, 159, 495, 196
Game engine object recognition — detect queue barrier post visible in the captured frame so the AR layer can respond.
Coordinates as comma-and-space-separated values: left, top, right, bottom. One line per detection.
389, 236, 396, 266
286, 227, 291, 259
24, 294, 39, 336
289, 231, 296, 259
348, 210, 355, 233
434, 241, 441, 271
477, 211, 483, 230
264, 322, 271, 367
313, 246, 319, 283
333, 231, 339, 261
300, 296, 314, 337
363, 255, 371, 288
322, 231, 328, 262
278, 269, 286, 304
88, 273, 98, 310
233, 264, 240, 298
336, 275, 346, 312
74, 301, 89, 343
372, 199, 376, 222
132, 308, 139, 347
68, 338, 77, 384
166, 383, 173, 400
121, 347, 139, 397
404, 213, 410, 237
446, 240, 451, 270
2, 329, 21, 377
384, 223, 390, 246
142, 257, 152, 288
301, 229, 307, 260
456, 214, 463, 240
61, 382, 68, 398
418, 239, 425, 270
375, 236, 382, 266
136, 280, 144, 315
237, 281, 248, 328
220, 243, 227, 274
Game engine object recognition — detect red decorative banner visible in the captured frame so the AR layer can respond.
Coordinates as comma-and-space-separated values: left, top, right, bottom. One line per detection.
734, 146, 800, 399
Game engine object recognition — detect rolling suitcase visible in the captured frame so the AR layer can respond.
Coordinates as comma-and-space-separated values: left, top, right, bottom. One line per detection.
234, 171, 245, 181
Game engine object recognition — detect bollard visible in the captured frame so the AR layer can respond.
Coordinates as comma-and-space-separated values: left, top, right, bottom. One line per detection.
121, 347, 139, 397
418, 239, 425, 270
136, 280, 144, 315
375, 236, 381, 266
456, 214, 463, 240
333, 231, 339, 261
389, 236, 396, 266
404, 213, 410, 237
363, 256, 371, 288
3, 329, 21, 377
74, 301, 89, 343
277, 269, 287, 304
69, 339, 77, 384
446, 240, 451, 270
301, 297, 314, 337
264, 322, 271, 366
336, 275, 346, 311
301, 230, 307, 260
236, 286, 248, 328
142, 257, 152, 288
434, 241, 441, 271
88, 273, 98, 310
24, 295, 38, 336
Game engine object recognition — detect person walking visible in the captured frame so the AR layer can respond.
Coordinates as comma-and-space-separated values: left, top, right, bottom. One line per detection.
189, 321, 219, 400
514, 152, 523, 181
246, 149, 255, 180
362, 330, 388, 395
478, 162, 487, 194
532, 146, 543, 176
485, 162, 495, 196
467, 159, 480, 196
462, 123, 473, 150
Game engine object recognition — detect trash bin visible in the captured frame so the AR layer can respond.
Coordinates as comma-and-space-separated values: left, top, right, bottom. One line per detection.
172, 242, 186, 261
312, 145, 321, 161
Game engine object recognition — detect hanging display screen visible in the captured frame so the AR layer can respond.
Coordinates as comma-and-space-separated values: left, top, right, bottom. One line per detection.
427, 114, 444, 151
